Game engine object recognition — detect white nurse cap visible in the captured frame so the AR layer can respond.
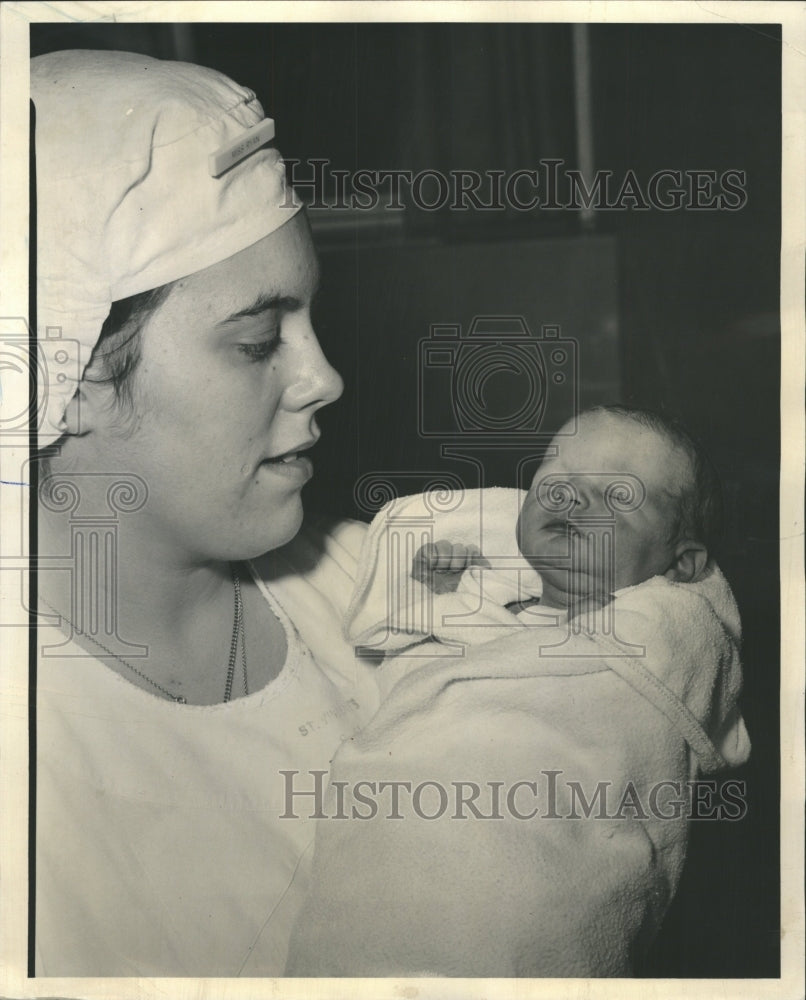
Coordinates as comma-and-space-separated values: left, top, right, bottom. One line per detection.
32, 49, 301, 447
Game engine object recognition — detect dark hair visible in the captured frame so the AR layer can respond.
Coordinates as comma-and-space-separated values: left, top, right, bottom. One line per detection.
587, 404, 724, 554
83, 283, 173, 413
36, 284, 173, 480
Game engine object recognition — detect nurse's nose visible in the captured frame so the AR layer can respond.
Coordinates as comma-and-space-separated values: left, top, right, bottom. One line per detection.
283, 325, 344, 412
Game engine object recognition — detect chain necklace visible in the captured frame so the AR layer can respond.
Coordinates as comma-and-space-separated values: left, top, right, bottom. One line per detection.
224, 569, 249, 702
40, 565, 248, 705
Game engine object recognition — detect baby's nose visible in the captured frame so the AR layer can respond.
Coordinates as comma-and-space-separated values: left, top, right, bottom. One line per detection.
569, 489, 608, 519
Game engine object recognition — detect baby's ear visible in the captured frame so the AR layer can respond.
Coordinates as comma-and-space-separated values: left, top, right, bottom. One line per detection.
664, 540, 708, 583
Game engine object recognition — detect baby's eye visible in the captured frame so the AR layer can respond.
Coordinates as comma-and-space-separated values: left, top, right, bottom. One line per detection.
238, 331, 280, 363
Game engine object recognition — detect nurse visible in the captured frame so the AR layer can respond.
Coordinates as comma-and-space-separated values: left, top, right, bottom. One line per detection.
32, 49, 379, 975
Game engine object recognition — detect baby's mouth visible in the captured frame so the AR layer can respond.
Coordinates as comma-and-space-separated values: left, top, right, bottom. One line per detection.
544, 519, 581, 538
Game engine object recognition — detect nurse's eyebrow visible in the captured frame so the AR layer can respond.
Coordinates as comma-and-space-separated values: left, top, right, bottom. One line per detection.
218, 292, 300, 324
217, 265, 321, 325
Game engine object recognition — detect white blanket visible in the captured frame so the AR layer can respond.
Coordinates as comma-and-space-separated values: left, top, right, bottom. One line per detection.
285, 489, 751, 976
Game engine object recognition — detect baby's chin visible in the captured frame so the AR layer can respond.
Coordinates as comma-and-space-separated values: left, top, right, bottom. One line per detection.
523, 562, 617, 607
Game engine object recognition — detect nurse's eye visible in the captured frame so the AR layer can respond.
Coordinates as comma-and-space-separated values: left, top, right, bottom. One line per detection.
238, 329, 281, 363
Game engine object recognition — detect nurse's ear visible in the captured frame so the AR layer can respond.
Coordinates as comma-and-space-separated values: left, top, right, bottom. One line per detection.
60, 286, 172, 442
60, 387, 88, 436
60, 379, 107, 437
663, 539, 708, 584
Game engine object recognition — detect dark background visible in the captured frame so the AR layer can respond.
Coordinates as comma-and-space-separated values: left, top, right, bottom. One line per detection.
32, 21, 781, 978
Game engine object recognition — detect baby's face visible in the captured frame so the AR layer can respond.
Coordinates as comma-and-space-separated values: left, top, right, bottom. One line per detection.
517, 412, 690, 603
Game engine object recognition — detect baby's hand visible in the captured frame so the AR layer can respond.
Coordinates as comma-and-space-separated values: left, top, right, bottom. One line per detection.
411, 541, 490, 594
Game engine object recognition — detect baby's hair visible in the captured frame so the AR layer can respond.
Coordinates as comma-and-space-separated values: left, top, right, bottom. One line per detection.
586, 405, 724, 555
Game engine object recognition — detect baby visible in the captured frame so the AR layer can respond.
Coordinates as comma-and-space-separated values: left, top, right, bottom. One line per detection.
411, 405, 722, 618
291, 408, 748, 980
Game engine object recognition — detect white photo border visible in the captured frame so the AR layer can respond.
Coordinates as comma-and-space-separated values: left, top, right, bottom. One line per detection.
1, 3, 803, 999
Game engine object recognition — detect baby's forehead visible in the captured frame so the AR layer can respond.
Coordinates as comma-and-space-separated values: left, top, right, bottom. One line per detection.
537, 415, 690, 489
562, 412, 676, 453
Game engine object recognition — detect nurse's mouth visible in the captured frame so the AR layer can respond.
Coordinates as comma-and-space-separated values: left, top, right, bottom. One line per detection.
259, 440, 318, 480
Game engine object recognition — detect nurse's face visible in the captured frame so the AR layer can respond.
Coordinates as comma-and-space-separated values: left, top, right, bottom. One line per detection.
80, 212, 343, 562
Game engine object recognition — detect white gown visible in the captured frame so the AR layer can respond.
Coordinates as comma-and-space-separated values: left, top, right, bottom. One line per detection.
35, 519, 380, 977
